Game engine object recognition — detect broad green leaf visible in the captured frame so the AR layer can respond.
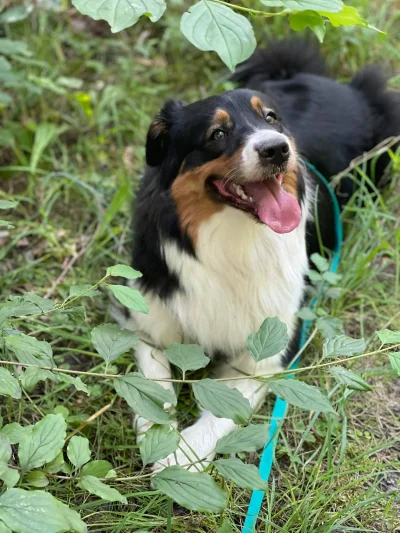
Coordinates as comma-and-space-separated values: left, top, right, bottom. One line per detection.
0, 488, 87, 533
310, 253, 329, 272
5, 333, 54, 367
44, 452, 65, 474
139, 425, 180, 465
0, 6, 33, 24
108, 284, 149, 314
296, 307, 317, 321
261, 0, 342, 10
114, 372, 176, 424
0, 39, 32, 57
388, 353, 400, 376
0, 522, 11, 533
164, 343, 210, 373
78, 475, 127, 504
0, 200, 18, 209
180, 0, 256, 71
9, 293, 55, 316
68, 284, 98, 299
247, 317, 289, 362
67, 436, 91, 469
320, 5, 367, 27
0, 367, 21, 399
192, 379, 252, 424
57, 374, 90, 395
308, 269, 322, 282
218, 519, 234, 533
91, 324, 138, 365
214, 458, 268, 490
316, 316, 344, 338
0, 423, 32, 445
290, 12, 326, 42
18, 414, 67, 471
323, 335, 366, 358
153, 465, 227, 512
20, 367, 56, 391
376, 329, 400, 345
0, 465, 20, 489
0, 221, 14, 229
81, 460, 113, 478
215, 424, 269, 454
106, 264, 142, 279
322, 271, 342, 284
329, 366, 372, 391
25, 471, 49, 488
0, 435, 11, 463
72, 0, 166, 32
269, 379, 335, 413
0, 91, 12, 107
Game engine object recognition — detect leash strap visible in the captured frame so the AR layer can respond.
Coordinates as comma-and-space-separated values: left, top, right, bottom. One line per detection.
242, 161, 343, 532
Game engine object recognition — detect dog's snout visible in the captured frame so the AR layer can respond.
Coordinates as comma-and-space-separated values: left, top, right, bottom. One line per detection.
255, 139, 290, 166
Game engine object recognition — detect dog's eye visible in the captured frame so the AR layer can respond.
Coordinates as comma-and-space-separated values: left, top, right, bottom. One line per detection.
211, 129, 227, 141
265, 111, 277, 124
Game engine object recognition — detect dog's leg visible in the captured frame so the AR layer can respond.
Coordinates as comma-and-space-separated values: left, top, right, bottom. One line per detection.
152, 353, 283, 473
134, 341, 176, 441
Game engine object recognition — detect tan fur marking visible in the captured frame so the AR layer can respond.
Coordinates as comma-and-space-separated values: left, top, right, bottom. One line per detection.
214, 109, 230, 123
250, 96, 265, 117
283, 139, 299, 197
171, 153, 241, 244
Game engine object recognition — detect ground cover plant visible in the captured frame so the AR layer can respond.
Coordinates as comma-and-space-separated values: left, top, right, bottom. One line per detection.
0, 1, 399, 531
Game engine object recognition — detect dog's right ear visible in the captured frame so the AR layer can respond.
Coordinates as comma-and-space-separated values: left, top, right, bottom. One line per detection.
146, 99, 185, 167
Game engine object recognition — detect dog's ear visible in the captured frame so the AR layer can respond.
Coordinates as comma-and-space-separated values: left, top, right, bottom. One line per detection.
146, 99, 186, 167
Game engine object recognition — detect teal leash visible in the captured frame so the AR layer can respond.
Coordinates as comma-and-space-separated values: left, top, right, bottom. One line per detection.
242, 161, 343, 533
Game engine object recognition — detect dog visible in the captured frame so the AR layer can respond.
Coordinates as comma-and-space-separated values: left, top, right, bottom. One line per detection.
117, 38, 399, 471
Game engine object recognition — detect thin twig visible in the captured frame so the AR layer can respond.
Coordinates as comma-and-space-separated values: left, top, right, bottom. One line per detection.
65, 399, 116, 441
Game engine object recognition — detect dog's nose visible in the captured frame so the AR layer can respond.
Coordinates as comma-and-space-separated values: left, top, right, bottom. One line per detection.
255, 139, 290, 166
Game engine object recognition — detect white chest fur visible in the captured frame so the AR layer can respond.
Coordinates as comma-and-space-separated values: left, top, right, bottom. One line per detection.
158, 206, 308, 356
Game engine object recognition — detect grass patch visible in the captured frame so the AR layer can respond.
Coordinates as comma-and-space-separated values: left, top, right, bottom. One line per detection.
0, 2, 399, 532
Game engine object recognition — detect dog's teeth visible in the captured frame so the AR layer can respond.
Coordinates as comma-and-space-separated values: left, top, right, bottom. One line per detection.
233, 184, 250, 201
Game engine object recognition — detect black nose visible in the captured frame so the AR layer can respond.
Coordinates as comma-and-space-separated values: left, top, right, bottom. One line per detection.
255, 139, 290, 166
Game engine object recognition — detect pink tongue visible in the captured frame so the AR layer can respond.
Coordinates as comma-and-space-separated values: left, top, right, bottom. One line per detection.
244, 179, 301, 234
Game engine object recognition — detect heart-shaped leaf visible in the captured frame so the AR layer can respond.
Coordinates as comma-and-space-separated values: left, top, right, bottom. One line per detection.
91, 324, 138, 365
67, 436, 91, 469
247, 317, 289, 362
152, 465, 227, 512
164, 343, 210, 373
192, 379, 252, 424
108, 284, 149, 314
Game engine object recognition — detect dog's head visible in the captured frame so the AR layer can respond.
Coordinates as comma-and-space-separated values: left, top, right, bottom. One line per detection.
145, 89, 304, 241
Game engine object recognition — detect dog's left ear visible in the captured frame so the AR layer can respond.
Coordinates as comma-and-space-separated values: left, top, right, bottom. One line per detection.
146, 99, 186, 167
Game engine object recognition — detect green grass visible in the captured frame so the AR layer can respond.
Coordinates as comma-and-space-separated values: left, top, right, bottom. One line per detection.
1, 1, 400, 532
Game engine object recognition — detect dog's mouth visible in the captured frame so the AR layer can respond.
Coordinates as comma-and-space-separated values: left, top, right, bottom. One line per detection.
211, 174, 301, 234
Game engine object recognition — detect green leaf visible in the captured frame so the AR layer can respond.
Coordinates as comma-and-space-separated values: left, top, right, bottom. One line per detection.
20, 367, 56, 391
8, 293, 55, 316
108, 284, 149, 314
308, 269, 322, 282
0, 465, 20, 489
320, 5, 367, 27
180, 0, 256, 71
261, 0, 342, 11
323, 335, 366, 358
30, 123, 61, 173
247, 317, 289, 362
269, 379, 335, 413
68, 284, 99, 299
0, 367, 21, 399
0, 521, 12, 533
164, 343, 210, 373
214, 458, 268, 490
106, 264, 142, 279
290, 12, 326, 42
0, 6, 33, 24
0, 435, 11, 463
329, 366, 372, 391
114, 372, 176, 424
0, 423, 32, 445
0, 488, 87, 533
296, 307, 317, 321
0, 200, 17, 209
0, 90, 12, 107
0, 39, 32, 57
322, 271, 342, 284
57, 374, 90, 395
215, 424, 269, 454
5, 333, 54, 367
0, 221, 14, 229
78, 475, 127, 504
67, 436, 91, 469
18, 414, 67, 471
192, 379, 252, 424
25, 471, 49, 488
43, 452, 65, 474
91, 324, 138, 365
152, 465, 227, 512
139, 425, 180, 466
217, 519, 234, 533
316, 316, 344, 338
310, 252, 329, 272
388, 353, 400, 376
81, 460, 113, 478
72, 0, 166, 32
376, 329, 400, 345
